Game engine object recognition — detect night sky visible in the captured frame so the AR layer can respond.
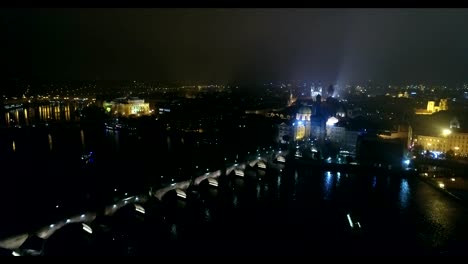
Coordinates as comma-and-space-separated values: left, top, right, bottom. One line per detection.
1, 8, 468, 85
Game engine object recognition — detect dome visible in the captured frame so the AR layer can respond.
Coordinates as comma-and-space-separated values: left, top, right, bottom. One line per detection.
297, 106, 312, 115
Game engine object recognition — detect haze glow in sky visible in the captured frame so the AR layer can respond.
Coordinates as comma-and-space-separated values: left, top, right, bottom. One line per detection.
1, 8, 468, 85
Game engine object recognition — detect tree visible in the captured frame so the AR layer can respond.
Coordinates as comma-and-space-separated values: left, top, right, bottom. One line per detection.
446, 149, 455, 160
412, 144, 424, 158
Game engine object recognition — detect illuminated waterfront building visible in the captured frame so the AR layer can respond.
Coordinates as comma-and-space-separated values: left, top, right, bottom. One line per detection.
416, 131, 468, 156
103, 97, 150, 116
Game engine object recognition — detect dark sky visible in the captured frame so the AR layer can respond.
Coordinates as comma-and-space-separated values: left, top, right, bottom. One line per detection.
1, 8, 468, 85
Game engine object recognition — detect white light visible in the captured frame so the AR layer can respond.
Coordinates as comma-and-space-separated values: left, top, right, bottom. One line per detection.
66, 219, 71, 223
326, 116, 339, 126
50, 224, 54, 228
12, 251, 20, 256
82, 223, 93, 234
442, 129, 452, 136
124, 193, 128, 196
451, 178, 456, 182
357, 222, 361, 228
234, 170, 244, 177
113, 204, 117, 208
176, 189, 187, 199
56, 205, 59, 208
439, 183, 445, 188
81, 214, 85, 218
347, 214, 354, 228
114, 189, 117, 192
208, 178, 218, 187
135, 204, 145, 214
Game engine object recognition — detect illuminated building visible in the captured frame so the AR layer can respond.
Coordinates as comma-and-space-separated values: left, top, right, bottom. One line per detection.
450, 117, 460, 129
416, 130, 468, 156
397, 91, 409, 98
327, 124, 360, 153
287, 91, 297, 107
294, 106, 312, 140
278, 122, 293, 144
415, 99, 449, 115
103, 97, 150, 116
377, 125, 413, 150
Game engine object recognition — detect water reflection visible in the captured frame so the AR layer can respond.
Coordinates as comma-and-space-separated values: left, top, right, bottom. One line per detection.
24, 109, 29, 126
167, 136, 172, 152
323, 171, 333, 200
170, 223, 178, 240
256, 183, 261, 199
277, 174, 281, 199
372, 176, 377, 189
3, 103, 76, 127
232, 194, 238, 208
292, 170, 298, 200
80, 130, 85, 151
204, 208, 211, 223
399, 179, 410, 209
48, 134, 52, 150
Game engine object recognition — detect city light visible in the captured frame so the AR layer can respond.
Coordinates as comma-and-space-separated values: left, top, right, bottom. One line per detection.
326, 116, 339, 126
82, 223, 93, 234
208, 178, 218, 187
346, 214, 354, 228
442, 129, 452, 136
135, 204, 145, 214
438, 182, 445, 189
176, 189, 187, 199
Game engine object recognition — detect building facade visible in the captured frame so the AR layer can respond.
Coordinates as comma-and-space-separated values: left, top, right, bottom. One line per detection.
327, 125, 359, 153
103, 97, 150, 116
294, 106, 312, 140
415, 99, 449, 115
416, 132, 468, 156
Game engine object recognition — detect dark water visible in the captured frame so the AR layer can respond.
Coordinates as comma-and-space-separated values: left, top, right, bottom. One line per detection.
152, 165, 468, 256
2, 120, 468, 255
0, 117, 270, 239
0, 123, 185, 238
